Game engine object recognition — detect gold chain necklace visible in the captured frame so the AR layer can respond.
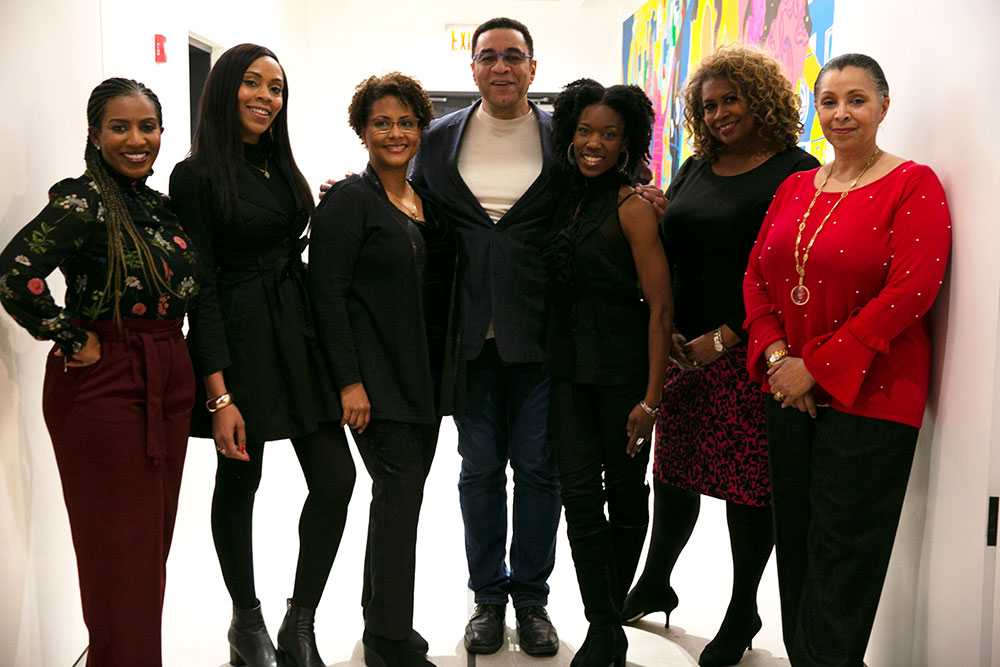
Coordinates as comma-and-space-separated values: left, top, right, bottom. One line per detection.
386, 184, 420, 221
790, 148, 881, 306
246, 156, 270, 179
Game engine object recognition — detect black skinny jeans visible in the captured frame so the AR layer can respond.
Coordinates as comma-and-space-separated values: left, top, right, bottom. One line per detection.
549, 379, 650, 540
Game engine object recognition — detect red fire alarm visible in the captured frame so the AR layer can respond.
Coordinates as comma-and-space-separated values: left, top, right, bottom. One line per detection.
155, 34, 167, 63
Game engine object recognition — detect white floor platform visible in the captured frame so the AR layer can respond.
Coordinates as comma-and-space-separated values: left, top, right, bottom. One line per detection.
77, 418, 789, 666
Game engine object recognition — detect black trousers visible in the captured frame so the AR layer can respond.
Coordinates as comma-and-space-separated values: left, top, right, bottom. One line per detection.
549, 378, 651, 540
354, 419, 439, 639
766, 403, 918, 666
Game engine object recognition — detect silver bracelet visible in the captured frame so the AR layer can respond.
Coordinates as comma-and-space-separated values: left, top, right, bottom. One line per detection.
640, 400, 658, 418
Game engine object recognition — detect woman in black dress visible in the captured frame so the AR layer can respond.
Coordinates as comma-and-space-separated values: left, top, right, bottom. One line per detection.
546, 79, 672, 667
0, 78, 198, 666
622, 44, 818, 666
170, 44, 355, 667
309, 72, 454, 667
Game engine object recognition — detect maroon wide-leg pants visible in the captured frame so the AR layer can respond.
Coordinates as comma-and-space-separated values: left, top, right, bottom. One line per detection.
42, 318, 194, 667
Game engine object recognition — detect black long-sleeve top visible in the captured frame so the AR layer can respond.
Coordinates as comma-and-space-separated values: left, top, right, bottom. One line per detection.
0, 172, 198, 353
661, 146, 819, 342
170, 143, 341, 440
309, 166, 455, 423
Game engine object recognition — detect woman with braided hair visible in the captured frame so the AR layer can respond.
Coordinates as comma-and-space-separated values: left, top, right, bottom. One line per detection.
0, 77, 198, 665
170, 43, 355, 667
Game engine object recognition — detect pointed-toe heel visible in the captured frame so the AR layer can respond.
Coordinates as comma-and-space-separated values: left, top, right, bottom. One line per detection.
621, 584, 678, 626
698, 613, 762, 667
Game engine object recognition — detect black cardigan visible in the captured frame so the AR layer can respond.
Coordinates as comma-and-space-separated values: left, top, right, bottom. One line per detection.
309, 166, 456, 423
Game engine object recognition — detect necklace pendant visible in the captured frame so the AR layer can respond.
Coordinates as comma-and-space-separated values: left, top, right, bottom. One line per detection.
791, 284, 810, 306
263, 170, 270, 179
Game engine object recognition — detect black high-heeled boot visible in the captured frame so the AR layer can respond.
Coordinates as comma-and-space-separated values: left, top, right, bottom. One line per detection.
276, 598, 325, 667
228, 602, 278, 667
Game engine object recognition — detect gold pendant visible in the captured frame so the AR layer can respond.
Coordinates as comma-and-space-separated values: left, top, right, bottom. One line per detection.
791, 284, 810, 306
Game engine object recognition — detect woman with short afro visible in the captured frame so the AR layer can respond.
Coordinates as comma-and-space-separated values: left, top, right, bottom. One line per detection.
545, 78, 672, 667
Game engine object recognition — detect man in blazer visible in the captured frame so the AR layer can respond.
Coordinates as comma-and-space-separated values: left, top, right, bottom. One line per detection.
410, 16, 562, 658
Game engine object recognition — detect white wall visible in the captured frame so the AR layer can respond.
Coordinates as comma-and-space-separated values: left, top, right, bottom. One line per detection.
825, 1, 1000, 665
2, 1, 999, 665
295, 0, 627, 187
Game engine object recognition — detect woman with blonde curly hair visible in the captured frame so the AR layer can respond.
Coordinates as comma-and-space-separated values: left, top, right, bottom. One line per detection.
623, 44, 818, 666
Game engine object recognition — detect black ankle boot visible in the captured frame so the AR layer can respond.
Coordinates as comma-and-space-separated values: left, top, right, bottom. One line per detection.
362, 630, 436, 666
698, 610, 762, 667
621, 582, 678, 625
228, 602, 278, 667
276, 598, 325, 667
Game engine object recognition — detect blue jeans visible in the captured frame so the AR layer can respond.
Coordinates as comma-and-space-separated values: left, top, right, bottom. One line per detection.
456, 340, 561, 608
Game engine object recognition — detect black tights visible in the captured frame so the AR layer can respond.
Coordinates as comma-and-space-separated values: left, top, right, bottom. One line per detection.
211, 422, 356, 610
635, 478, 773, 620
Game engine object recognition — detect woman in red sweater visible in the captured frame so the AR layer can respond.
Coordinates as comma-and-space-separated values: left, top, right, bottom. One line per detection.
742, 53, 951, 664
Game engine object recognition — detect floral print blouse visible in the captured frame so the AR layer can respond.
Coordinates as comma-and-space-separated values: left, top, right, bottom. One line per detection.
0, 172, 198, 355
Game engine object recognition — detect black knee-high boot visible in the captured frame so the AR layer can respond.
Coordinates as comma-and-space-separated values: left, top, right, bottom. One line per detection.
569, 527, 627, 667
698, 501, 773, 667
610, 522, 648, 605
622, 479, 699, 624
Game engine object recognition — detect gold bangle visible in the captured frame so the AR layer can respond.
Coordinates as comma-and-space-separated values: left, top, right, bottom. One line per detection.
766, 348, 789, 369
206, 392, 233, 413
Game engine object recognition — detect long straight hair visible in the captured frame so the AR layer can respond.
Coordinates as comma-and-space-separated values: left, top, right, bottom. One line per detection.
189, 43, 314, 223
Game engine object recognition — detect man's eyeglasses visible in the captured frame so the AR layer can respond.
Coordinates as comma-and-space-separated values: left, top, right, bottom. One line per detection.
369, 117, 420, 134
471, 50, 532, 66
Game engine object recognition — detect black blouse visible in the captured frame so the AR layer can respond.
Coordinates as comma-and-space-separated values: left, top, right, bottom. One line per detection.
544, 173, 648, 385
0, 172, 198, 354
661, 147, 819, 342
309, 166, 455, 423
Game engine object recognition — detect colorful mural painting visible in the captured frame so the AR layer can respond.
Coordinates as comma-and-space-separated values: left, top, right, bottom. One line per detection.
622, 0, 835, 190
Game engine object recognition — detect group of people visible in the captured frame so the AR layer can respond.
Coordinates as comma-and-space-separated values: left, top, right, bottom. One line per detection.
0, 13, 951, 667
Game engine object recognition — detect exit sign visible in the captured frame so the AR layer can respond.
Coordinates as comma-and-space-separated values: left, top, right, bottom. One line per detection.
447, 24, 476, 53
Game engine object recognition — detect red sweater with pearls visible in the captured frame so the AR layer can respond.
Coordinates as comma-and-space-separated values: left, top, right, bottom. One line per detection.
743, 162, 951, 428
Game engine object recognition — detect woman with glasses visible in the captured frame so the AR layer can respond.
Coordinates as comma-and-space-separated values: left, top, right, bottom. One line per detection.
310, 72, 455, 667
170, 43, 355, 667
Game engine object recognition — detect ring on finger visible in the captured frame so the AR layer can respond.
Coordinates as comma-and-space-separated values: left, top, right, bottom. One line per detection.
774, 391, 785, 401
635, 437, 645, 447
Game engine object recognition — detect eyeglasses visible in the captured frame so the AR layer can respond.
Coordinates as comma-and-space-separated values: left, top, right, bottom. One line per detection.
471, 50, 532, 66
369, 117, 420, 134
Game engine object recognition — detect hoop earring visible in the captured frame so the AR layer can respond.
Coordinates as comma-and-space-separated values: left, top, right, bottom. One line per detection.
617, 149, 630, 175
566, 144, 576, 166
269, 125, 275, 141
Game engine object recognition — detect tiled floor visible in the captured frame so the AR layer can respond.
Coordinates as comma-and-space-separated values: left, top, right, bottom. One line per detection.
122, 418, 788, 666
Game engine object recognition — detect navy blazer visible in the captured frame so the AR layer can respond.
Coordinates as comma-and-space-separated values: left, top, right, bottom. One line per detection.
411, 100, 558, 364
